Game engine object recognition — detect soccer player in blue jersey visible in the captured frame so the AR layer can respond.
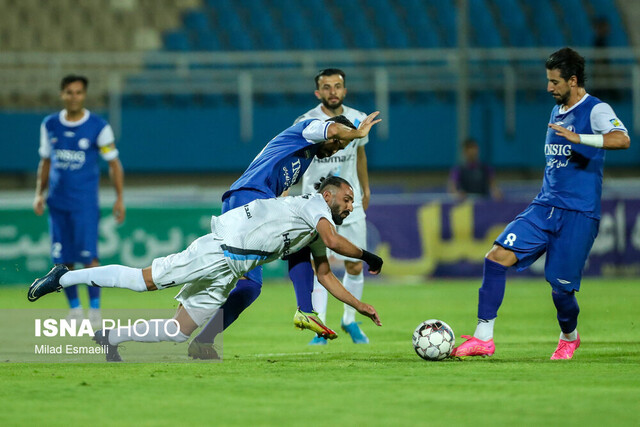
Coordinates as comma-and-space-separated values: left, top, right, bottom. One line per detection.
33, 75, 125, 326
187, 111, 381, 359
451, 48, 630, 360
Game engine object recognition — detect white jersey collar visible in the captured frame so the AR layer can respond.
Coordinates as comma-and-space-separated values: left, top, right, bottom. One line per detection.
59, 109, 90, 127
558, 93, 589, 114
314, 104, 351, 120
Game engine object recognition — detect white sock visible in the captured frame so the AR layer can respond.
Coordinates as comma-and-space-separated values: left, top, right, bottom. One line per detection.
561, 329, 578, 341
342, 271, 364, 325
473, 318, 496, 341
108, 318, 189, 345
311, 276, 328, 323
60, 265, 147, 292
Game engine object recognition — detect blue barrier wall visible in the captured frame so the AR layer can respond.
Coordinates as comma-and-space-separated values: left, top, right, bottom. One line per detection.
2, 97, 636, 173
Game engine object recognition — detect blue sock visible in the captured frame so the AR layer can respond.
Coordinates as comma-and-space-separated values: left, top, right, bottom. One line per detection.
477, 258, 508, 320
88, 285, 101, 309
194, 278, 262, 344
64, 285, 81, 309
287, 248, 314, 313
551, 289, 579, 334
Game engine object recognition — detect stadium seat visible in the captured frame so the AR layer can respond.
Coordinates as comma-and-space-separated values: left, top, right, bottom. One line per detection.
163, 29, 192, 51
587, 0, 629, 46
468, 0, 503, 47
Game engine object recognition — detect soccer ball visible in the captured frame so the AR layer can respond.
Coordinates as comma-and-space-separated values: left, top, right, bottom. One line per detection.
412, 319, 455, 361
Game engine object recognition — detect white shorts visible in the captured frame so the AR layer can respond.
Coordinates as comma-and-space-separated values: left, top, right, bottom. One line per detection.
151, 234, 239, 326
329, 217, 367, 263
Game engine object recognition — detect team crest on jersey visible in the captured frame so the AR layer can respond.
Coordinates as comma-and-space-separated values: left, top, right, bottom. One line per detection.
78, 138, 90, 150
554, 120, 574, 132
610, 118, 622, 127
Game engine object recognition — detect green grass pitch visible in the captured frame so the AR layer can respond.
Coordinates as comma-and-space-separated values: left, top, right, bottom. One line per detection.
1, 277, 639, 426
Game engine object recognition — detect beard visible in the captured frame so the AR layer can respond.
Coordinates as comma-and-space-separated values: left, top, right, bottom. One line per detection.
554, 90, 570, 106
321, 97, 343, 111
330, 204, 347, 225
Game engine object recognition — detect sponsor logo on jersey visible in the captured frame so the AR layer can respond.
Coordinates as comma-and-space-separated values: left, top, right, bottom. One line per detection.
282, 159, 302, 189
545, 144, 572, 156
64, 131, 75, 137
610, 118, 622, 127
53, 149, 86, 170
313, 154, 355, 164
78, 138, 90, 150
282, 232, 292, 257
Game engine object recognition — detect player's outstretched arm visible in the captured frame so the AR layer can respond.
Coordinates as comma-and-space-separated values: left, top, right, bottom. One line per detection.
33, 158, 50, 216
548, 124, 630, 150
108, 157, 126, 223
313, 254, 381, 326
327, 111, 381, 144
316, 218, 383, 274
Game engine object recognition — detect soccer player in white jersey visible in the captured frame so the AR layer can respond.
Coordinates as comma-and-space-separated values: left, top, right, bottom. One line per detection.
33, 75, 125, 327
295, 69, 372, 345
28, 177, 383, 362
452, 48, 630, 360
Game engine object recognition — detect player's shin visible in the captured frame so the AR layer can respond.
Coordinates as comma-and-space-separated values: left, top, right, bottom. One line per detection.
59, 265, 147, 292
475, 258, 508, 340
108, 318, 190, 345
311, 277, 328, 323
288, 248, 315, 313
342, 271, 364, 325
552, 289, 580, 339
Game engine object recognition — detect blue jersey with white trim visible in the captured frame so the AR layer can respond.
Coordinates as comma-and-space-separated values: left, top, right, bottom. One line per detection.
40, 110, 113, 210
224, 119, 329, 199
533, 95, 626, 219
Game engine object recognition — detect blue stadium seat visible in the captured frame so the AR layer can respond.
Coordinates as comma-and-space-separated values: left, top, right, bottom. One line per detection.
530, 0, 565, 46
426, 0, 456, 46
469, 0, 503, 47
587, 0, 629, 46
183, 10, 210, 32
555, 0, 594, 47
163, 30, 191, 51
493, 0, 536, 47
193, 28, 222, 51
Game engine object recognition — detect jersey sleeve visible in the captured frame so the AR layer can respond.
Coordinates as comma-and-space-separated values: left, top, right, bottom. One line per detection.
97, 124, 119, 161
298, 194, 335, 229
590, 103, 628, 135
38, 122, 51, 159
308, 235, 328, 258
302, 119, 331, 143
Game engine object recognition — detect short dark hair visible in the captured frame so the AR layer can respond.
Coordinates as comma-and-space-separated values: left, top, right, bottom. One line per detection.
60, 75, 88, 91
315, 175, 352, 193
545, 47, 586, 87
315, 68, 346, 89
326, 115, 356, 130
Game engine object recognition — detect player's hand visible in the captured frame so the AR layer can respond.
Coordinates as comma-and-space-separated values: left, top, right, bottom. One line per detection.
361, 250, 383, 274
113, 198, 126, 223
548, 123, 580, 143
33, 195, 45, 216
357, 303, 382, 326
356, 111, 382, 138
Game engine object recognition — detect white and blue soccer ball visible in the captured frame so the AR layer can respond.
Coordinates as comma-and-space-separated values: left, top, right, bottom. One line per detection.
412, 319, 455, 361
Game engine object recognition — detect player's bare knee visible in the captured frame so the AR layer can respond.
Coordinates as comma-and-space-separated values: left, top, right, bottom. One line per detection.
345, 261, 363, 275
485, 245, 516, 267
142, 267, 158, 291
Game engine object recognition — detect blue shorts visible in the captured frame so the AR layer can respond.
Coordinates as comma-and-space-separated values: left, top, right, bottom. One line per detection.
495, 203, 599, 292
48, 205, 100, 265
221, 189, 272, 284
